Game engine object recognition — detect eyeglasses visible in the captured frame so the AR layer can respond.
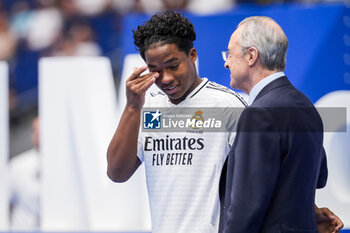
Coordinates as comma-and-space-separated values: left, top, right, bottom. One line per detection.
221, 51, 230, 62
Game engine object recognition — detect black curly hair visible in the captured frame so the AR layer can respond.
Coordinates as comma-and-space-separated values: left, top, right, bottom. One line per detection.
133, 10, 196, 59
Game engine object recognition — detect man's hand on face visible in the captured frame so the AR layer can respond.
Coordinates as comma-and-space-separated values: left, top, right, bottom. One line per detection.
126, 66, 159, 110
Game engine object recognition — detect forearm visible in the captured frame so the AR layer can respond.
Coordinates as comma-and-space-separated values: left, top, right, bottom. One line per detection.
107, 66, 158, 182
107, 105, 141, 182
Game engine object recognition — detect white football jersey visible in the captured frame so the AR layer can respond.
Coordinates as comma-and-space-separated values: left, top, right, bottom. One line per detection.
137, 78, 246, 233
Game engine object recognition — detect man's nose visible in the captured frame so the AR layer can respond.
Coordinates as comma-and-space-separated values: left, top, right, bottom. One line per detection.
224, 61, 229, 69
159, 71, 173, 84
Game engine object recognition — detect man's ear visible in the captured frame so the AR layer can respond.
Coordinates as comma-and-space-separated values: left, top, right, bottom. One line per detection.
189, 48, 197, 63
246, 47, 258, 66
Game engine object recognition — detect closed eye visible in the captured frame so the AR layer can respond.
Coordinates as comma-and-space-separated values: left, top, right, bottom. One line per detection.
168, 64, 179, 70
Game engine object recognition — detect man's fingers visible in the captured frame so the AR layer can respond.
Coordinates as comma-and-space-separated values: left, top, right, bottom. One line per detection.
135, 72, 159, 86
128, 72, 159, 87
327, 210, 344, 231
128, 72, 159, 95
135, 72, 159, 92
334, 219, 344, 230
129, 65, 149, 80
140, 74, 158, 92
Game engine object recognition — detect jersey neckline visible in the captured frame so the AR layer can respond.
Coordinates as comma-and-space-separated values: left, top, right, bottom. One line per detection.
167, 77, 209, 105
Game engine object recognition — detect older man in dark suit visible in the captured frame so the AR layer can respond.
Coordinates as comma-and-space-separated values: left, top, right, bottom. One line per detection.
219, 16, 343, 233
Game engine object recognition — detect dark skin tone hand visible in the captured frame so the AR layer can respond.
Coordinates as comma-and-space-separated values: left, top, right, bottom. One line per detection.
315, 205, 343, 233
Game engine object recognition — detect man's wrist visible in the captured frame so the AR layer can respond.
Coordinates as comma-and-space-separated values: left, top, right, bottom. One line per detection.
125, 104, 142, 113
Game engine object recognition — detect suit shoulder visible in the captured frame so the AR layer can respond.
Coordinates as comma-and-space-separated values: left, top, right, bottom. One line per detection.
257, 85, 314, 108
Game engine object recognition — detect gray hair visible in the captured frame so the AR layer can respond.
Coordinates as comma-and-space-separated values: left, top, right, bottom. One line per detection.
237, 16, 288, 71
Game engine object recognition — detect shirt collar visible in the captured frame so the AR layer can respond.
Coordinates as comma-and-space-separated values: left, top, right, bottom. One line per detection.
248, 72, 285, 106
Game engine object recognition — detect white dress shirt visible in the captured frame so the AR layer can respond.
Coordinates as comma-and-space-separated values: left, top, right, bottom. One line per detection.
248, 72, 285, 106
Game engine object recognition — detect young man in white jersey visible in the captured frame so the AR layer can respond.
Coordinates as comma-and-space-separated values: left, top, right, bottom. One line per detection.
107, 10, 246, 233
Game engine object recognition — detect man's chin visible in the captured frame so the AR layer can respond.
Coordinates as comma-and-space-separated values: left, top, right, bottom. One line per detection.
230, 81, 236, 89
167, 94, 186, 105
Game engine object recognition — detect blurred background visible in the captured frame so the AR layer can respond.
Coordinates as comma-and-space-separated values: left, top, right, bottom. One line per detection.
0, 0, 349, 232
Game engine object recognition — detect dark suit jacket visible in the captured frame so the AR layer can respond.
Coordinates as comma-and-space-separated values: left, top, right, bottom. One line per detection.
219, 76, 328, 233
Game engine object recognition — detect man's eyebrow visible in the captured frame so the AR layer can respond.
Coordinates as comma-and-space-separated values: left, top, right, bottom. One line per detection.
147, 57, 179, 68
165, 57, 179, 64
